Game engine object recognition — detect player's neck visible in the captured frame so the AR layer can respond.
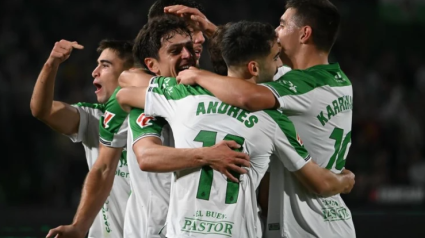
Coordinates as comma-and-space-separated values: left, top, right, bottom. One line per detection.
290, 47, 329, 70
227, 69, 256, 84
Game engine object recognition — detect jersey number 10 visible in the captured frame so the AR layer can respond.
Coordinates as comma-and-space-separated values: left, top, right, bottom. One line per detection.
325, 127, 351, 171
194, 130, 245, 204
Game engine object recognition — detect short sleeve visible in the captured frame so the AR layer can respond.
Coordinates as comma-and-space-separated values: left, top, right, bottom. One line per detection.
129, 108, 168, 145
99, 87, 128, 148
261, 71, 316, 113
265, 110, 311, 171
68, 103, 103, 144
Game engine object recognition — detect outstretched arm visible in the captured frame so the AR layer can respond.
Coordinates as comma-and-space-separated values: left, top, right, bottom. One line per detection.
294, 161, 355, 197
46, 145, 122, 238
177, 67, 279, 111
128, 108, 250, 182
134, 137, 249, 182
30, 40, 84, 135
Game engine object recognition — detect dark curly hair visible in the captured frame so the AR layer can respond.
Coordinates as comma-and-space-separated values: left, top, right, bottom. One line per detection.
133, 15, 191, 69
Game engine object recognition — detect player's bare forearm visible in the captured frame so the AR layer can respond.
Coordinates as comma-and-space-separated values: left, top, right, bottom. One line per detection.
118, 68, 153, 88
72, 144, 122, 232
31, 41, 83, 135
294, 161, 355, 197
179, 68, 278, 111
134, 137, 207, 172
134, 137, 250, 182
198, 73, 276, 111
30, 63, 80, 135
30, 63, 58, 119
116, 87, 148, 112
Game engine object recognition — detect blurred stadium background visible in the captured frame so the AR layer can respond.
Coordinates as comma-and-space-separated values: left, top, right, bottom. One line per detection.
1, 0, 425, 237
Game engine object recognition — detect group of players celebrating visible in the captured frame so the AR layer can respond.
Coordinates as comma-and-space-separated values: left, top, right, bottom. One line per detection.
30, 0, 356, 237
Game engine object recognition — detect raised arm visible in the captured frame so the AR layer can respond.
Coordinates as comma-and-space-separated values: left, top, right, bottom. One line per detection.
46, 145, 122, 238
177, 67, 278, 111
294, 161, 355, 197
30, 40, 84, 135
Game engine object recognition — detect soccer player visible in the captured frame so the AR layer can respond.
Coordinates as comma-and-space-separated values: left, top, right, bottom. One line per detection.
177, 0, 356, 237
31, 39, 133, 238
117, 21, 355, 238
48, 15, 249, 238
118, 0, 217, 88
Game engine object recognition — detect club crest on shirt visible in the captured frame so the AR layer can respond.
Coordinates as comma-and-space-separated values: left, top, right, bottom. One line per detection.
297, 133, 303, 146
136, 113, 155, 128
103, 111, 116, 128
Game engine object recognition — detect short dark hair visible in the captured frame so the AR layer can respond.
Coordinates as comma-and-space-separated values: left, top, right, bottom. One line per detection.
133, 15, 191, 69
97, 39, 134, 69
208, 23, 233, 76
286, 0, 341, 52
221, 21, 276, 67
148, 0, 205, 19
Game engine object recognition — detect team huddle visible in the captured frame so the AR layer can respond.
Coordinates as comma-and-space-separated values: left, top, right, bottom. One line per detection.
31, 0, 356, 237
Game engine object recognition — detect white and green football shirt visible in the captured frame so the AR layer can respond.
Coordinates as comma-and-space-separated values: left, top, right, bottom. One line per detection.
94, 88, 133, 238
144, 80, 311, 238
261, 63, 355, 238
68, 102, 130, 238
102, 79, 176, 238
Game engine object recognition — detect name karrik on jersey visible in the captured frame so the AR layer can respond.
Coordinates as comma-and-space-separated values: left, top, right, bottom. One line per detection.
316, 95, 353, 126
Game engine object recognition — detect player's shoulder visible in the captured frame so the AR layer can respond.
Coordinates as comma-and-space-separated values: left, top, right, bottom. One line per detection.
102, 87, 128, 121
104, 87, 121, 108
302, 63, 351, 87
73, 102, 105, 114
262, 109, 293, 127
150, 76, 178, 88
152, 82, 214, 100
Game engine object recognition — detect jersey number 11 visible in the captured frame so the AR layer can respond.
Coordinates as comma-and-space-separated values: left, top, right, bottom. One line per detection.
194, 130, 245, 204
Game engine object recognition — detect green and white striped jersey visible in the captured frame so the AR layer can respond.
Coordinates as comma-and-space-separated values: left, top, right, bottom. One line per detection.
69, 102, 130, 238
261, 63, 355, 238
144, 78, 311, 238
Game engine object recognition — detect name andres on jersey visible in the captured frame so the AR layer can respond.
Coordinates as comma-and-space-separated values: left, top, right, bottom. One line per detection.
196, 101, 258, 128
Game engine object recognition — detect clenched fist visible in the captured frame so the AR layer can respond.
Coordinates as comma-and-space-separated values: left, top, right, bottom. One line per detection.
46, 39, 84, 66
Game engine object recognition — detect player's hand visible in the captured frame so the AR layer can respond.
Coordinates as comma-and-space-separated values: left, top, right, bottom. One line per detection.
177, 66, 202, 85
340, 169, 355, 194
205, 140, 250, 183
46, 224, 86, 238
164, 5, 217, 37
46, 39, 84, 67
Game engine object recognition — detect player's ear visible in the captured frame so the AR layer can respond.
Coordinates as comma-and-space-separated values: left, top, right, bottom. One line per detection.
247, 61, 259, 77
144, 58, 159, 74
300, 25, 312, 44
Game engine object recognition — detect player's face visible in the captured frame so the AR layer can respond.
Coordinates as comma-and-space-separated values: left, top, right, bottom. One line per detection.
154, 32, 197, 77
276, 8, 301, 60
257, 40, 281, 84
188, 24, 205, 66
92, 49, 124, 103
